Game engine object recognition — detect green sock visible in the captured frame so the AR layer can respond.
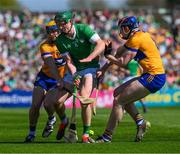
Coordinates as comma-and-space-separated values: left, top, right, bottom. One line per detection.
83, 125, 90, 135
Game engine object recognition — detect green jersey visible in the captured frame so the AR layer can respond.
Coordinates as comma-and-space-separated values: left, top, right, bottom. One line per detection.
55, 23, 100, 71
127, 59, 139, 76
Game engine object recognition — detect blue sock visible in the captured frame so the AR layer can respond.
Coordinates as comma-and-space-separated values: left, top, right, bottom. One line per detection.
135, 113, 144, 126
103, 130, 112, 141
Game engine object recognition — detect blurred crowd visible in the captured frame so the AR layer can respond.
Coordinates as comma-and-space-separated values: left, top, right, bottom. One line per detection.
0, 9, 179, 92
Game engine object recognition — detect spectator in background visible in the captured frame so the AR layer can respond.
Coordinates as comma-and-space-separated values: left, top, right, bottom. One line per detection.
0, 9, 179, 91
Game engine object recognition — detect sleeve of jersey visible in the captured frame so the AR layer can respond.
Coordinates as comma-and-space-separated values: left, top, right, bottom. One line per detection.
81, 24, 100, 44
124, 38, 140, 52
40, 44, 52, 59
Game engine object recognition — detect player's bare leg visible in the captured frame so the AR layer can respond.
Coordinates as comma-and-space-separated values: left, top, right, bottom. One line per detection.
139, 99, 148, 113
125, 103, 146, 126
55, 89, 71, 140
124, 103, 150, 141
96, 78, 150, 143
24, 86, 45, 142
43, 88, 69, 118
43, 87, 70, 139
80, 75, 95, 143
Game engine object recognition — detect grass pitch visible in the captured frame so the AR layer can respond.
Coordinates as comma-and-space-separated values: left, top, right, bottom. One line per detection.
0, 107, 180, 153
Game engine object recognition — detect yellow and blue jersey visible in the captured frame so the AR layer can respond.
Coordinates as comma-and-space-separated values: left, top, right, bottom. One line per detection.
34, 40, 66, 91
40, 40, 66, 78
124, 31, 165, 75
124, 31, 166, 93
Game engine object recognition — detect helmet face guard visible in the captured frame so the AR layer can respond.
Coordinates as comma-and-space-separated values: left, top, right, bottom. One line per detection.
46, 20, 59, 34
118, 16, 139, 39
118, 26, 131, 39
45, 20, 59, 42
55, 11, 73, 26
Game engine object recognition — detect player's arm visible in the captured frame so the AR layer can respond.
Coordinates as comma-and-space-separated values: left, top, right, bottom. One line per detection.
106, 46, 136, 67
41, 45, 63, 87
86, 38, 105, 61
96, 61, 113, 78
63, 54, 81, 87
40, 45, 61, 81
43, 56, 60, 81
97, 41, 127, 78
80, 37, 105, 62
106, 37, 139, 67
43, 56, 62, 82
63, 53, 77, 76
43, 56, 64, 88
79, 25, 105, 62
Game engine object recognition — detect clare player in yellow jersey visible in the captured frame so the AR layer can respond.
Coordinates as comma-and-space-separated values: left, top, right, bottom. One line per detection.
24, 20, 68, 142
92, 16, 166, 143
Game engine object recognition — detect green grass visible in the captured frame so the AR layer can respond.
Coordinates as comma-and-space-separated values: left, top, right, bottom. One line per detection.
0, 107, 180, 153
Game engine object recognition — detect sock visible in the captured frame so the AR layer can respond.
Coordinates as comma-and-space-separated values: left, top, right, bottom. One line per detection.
83, 125, 90, 135
69, 123, 76, 130
48, 115, 55, 120
29, 126, 36, 136
102, 129, 112, 141
135, 113, 144, 126
83, 133, 89, 137
48, 115, 56, 125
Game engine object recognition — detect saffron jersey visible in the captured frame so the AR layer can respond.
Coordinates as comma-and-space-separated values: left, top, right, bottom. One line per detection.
124, 31, 165, 75
40, 40, 66, 78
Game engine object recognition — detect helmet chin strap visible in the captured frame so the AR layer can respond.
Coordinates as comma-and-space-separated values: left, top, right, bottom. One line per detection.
122, 27, 139, 39
126, 28, 140, 39
121, 27, 131, 40
126, 29, 132, 39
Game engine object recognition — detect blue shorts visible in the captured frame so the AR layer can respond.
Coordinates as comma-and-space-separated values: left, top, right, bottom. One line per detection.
138, 73, 166, 93
34, 71, 57, 91
63, 68, 98, 84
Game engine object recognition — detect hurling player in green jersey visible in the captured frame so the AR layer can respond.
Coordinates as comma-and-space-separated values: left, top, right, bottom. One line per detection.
47, 11, 105, 143
55, 12, 104, 71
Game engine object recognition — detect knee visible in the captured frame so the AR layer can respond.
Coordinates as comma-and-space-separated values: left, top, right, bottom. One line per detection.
55, 101, 64, 109
112, 95, 120, 107
81, 104, 88, 109
31, 101, 42, 110
43, 101, 48, 109
113, 88, 119, 97
43, 98, 53, 109
113, 93, 126, 106
57, 98, 65, 105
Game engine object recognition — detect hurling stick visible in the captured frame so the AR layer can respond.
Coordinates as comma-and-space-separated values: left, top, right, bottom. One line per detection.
92, 78, 100, 116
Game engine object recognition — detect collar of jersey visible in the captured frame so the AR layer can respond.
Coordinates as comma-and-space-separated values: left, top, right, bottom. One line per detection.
65, 25, 76, 40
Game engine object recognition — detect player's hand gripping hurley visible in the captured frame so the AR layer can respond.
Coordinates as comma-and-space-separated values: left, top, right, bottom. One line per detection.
63, 75, 95, 104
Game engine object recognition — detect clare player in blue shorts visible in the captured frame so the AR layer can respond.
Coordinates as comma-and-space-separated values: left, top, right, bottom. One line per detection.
82, 16, 166, 142
24, 20, 68, 142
